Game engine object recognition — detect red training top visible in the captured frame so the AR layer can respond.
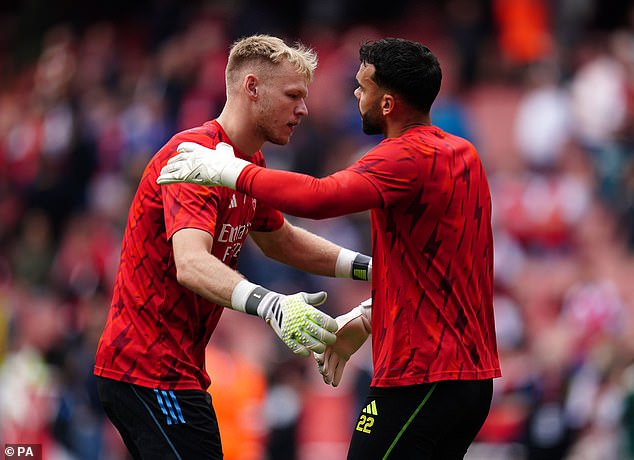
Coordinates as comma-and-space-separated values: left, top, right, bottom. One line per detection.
237, 126, 501, 387
94, 120, 283, 390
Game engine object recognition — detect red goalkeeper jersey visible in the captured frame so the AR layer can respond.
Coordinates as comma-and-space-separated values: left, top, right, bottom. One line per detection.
237, 125, 501, 387
94, 120, 284, 391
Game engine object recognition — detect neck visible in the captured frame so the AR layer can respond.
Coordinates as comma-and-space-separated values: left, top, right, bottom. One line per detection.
385, 114, 432, 138
216, 107, 263, 156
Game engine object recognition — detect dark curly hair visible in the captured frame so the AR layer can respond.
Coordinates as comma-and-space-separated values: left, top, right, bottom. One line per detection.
359, 38, 442, 113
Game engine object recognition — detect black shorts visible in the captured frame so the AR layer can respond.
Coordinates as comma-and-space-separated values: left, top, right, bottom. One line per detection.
347, 379, 493, 460
96, 376, 223, 460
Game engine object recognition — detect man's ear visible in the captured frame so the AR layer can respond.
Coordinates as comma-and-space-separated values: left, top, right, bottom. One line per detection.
245, 75, 258, 99
381, 93, 395, 116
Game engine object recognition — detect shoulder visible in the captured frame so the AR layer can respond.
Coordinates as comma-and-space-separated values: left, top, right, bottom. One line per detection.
153, 121, 226, 165
421, 126, 477, 154
169, 121, 223, 148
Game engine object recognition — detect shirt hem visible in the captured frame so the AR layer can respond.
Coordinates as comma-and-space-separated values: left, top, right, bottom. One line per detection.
94, 366, 208, 391
370, 368, 501, 387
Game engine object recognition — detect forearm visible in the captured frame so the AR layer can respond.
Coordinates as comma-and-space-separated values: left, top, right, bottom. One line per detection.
256, 224, 340, 276
251, 222, 371, 280
175, 249, 244, 307
237, 166, 381, 219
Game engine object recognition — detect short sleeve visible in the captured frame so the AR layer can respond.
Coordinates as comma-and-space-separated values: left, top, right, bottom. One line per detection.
163, 181, 221, 239
251, 200, 284, 232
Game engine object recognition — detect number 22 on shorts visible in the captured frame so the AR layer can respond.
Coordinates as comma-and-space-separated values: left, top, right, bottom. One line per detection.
356, 400, 378, 434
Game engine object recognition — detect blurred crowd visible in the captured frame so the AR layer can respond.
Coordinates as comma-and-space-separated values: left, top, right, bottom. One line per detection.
1, 0, 634, 459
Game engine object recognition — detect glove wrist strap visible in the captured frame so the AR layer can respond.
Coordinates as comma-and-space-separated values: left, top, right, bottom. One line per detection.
245, 286, 270, 316
231, 279, 269, 315
336, 249, 372, 281
352, 253, 372, 281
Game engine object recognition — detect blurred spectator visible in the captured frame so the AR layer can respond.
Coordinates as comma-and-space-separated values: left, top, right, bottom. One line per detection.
492, 0, 554, 67
9, 209, 55, 289
205, 321, 268, 460
569, 33, 629, 150
1, 2, 634, 459
513, 59, 572, 172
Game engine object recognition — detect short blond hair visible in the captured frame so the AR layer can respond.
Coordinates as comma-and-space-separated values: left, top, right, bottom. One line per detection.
226, 35, 318, 84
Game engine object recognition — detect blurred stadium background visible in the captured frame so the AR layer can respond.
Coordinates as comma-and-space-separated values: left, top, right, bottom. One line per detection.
1, 0, 634, 459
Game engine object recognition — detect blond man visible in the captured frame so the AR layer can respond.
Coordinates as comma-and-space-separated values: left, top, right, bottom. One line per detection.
94, 35, 371, 459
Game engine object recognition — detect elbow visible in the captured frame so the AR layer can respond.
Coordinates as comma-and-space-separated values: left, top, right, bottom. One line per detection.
175, 267, 194, 291
174, 258, 198, 292
287, 201, 337, 220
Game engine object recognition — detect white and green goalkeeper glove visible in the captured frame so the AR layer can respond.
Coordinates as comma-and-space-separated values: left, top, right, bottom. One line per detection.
232, 280, 338, 357
157, 142, 247, 188
315, 298, 372, 387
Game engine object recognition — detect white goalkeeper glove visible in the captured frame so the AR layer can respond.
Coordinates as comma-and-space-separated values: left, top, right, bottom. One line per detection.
315, 298, 372, 387
157, 142, 248, 189
231, 280, 338, 357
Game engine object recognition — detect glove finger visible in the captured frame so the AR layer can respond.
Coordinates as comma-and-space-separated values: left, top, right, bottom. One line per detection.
303, 321, 337, 346
157, 175, 181, 185
294, 347, 310, 358
306, 337, 327, 354
332, 360, 346, 387
176, 141, 200, 153
296, 330, 330, 354
159, 163, 186, 176
167, 151, 195, 165
159, 164, 208, 185
283, 337, 311, 357
301, 291, 327, 307
321, 348, 332, 384
322, 349, 340, 385
314, 353, 326, 379
321, 348, 332, 377
307, 311, 338, 336
301, 303, 338, 334
215, 142, 235, 155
